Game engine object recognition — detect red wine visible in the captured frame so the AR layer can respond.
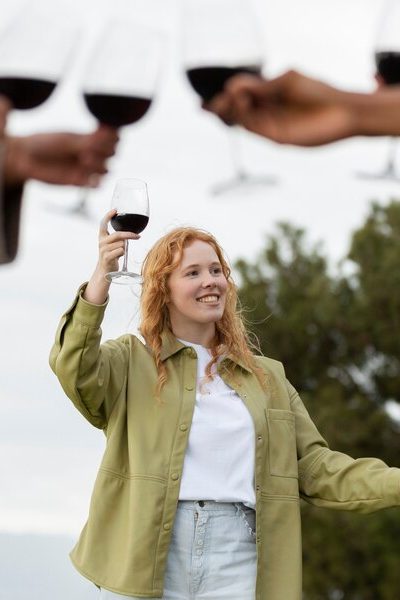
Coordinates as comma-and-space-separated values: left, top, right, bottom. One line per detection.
84, 93, 152, 127
0, 77, 56, 109
186, 65, 261, 102
375, 51, 400, 85
111, 213, 149, 234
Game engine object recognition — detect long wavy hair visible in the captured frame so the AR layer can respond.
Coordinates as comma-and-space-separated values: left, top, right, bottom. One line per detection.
139, 227, 264, 399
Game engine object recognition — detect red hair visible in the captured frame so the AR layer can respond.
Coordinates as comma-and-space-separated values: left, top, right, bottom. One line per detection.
140, 227, 264, 399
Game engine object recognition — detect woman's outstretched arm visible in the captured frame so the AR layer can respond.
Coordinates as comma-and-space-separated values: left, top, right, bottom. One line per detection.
205, 70, 400, 146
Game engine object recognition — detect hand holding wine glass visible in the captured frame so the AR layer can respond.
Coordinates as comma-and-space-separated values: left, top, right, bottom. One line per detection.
81, 208, 139, 305
105, 178, 149, 285
84, 177, 151, 303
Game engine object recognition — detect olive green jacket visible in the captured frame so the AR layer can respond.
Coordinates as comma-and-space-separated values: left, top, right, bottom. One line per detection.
49, 287, 400, 599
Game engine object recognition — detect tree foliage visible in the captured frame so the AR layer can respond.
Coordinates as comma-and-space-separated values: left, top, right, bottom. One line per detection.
236, 200, 400, 599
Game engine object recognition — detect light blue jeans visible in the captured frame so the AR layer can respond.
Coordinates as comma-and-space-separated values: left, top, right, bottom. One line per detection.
99, 500, 257, 599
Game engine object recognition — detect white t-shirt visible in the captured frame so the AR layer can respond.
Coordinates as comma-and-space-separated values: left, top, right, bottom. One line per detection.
178, 340, 256, 508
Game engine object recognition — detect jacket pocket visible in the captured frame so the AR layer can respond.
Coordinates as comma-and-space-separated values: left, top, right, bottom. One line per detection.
265, 408, 298, 478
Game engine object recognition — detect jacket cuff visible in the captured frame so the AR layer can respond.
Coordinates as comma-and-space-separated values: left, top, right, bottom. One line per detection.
383, 468, 400, 505
72, 282, 109, 328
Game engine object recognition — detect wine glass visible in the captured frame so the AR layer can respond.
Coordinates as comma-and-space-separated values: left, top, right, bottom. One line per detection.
357, 0, 400, 181
182, 0, 277, 195
106, 178, 150, 285
68, 21, 161, 218
0, 7, 78, 110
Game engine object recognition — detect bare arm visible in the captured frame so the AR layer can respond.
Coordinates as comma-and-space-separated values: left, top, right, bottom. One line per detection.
0, 95, 120, 264
3, 125, 119, 187
204, 70, 400, 146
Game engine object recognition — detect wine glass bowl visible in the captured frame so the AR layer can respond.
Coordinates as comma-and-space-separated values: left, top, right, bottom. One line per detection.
186, 65, 261, 104
68, 21, 161, 218
375, 51, 400, 85
106, 179, 150, 285
110, 213, 149, 235
0, 8, 78, 110
182, 0, 277, 195
83, 94, 152, 129
83, 21, 161, 128
183, 0, 264, 99
0, 78, 56, 110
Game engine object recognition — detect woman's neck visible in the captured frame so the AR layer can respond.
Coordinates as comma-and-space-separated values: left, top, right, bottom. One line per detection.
170, 322, 215, 348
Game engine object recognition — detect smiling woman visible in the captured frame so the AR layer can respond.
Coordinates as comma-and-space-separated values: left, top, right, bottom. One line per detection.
166, 240, 228, 344
49, 215, 400, 600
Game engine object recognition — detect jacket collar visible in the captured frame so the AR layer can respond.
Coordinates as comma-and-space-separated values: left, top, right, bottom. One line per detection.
159, 330, 187, 362
159, 329, 252, 373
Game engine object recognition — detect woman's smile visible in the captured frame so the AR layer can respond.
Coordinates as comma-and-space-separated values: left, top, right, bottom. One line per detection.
196, 293, 220, 304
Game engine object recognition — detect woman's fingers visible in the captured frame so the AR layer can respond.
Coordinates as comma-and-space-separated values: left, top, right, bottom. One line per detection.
99, 209, 117, 238
99, 210, 141, 240
97, 211, 141, 272
99, 237, 137, 256
101, 246, 127, 264
104, 230, 141, 243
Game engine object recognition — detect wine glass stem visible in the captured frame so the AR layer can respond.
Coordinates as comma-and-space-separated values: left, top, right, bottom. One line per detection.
228, 127, 247, 180
387, 137, 397, 173
122, 240, 129, 272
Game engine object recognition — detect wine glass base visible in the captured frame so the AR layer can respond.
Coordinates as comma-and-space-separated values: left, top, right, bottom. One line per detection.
66, 200, 92, 218
356, 168, 400, 182
47, 199, 92, 219
211, 173, 278, 196
106, 271, 143, 285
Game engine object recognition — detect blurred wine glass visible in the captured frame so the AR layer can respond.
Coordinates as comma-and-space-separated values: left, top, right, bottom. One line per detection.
182, 0, 277, 196
358, 0, 400, 181
0, 7, 77, 110
69, 21, 161, 217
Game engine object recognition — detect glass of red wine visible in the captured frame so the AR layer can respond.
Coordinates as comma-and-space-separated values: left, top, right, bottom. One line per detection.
70, 21, 161, 217
182, 0, 277, 195
0, 7, 77, 110
106, 178, 150, 285
358, 0, 400, 181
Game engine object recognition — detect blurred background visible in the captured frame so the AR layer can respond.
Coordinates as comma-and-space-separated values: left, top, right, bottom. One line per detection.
1, 0, 400, 598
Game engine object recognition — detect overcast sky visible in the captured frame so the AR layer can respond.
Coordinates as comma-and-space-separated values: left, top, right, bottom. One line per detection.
1, 0, 399, 539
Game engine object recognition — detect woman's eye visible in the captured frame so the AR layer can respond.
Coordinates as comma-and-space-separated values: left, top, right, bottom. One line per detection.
186, 270, 198, 276
212, 267, 222, 275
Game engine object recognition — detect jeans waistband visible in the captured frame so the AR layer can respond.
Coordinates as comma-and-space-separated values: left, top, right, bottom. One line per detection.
178, 500, 255, 513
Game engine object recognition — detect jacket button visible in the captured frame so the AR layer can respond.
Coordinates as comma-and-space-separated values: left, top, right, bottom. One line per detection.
256, 485, 260, 492
185, 385, 194, 391
163, 523, 171, 531
257, 435, 263, 443
179, 424, 188, 431
171, 473, 180, 481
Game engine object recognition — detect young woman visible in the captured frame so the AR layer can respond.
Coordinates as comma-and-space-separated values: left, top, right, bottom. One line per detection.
50, 210, 400, 600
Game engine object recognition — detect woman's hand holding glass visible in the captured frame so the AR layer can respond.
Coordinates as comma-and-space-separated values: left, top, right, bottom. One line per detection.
82, 209, 140, 305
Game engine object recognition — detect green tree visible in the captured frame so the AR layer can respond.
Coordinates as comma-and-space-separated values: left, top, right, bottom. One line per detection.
236, 201, 400, 599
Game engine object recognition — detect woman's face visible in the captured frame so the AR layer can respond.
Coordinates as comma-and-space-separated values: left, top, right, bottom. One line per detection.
167, 240, 228, 338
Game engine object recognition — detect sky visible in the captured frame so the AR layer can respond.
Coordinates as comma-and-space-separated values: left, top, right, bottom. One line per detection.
1, 0, 400, 541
